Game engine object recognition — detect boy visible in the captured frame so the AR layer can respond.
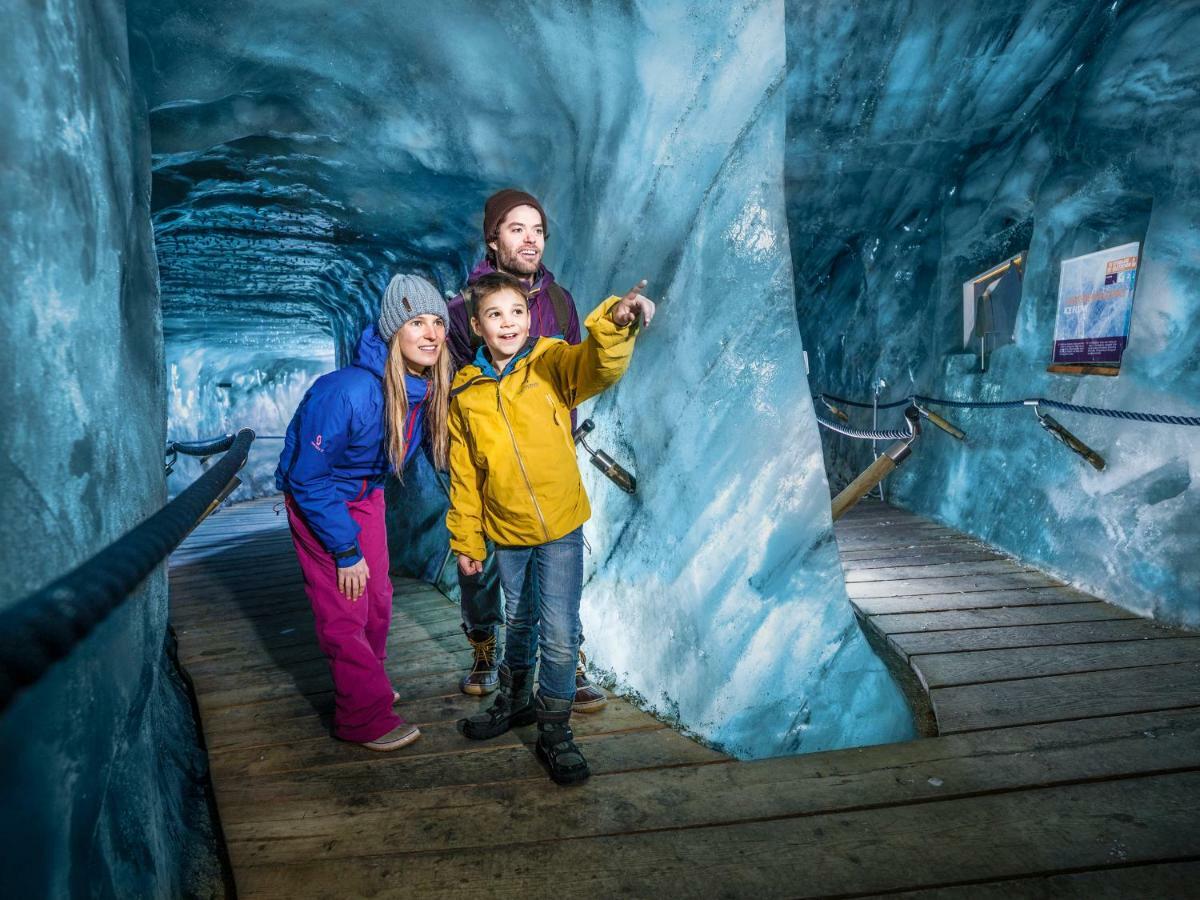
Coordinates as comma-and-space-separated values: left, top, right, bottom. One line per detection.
446, 271, 654, 784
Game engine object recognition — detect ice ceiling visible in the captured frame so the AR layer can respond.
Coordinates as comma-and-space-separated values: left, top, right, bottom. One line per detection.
131, 0, 1200, 757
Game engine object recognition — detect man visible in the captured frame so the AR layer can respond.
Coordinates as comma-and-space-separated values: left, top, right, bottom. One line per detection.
446, 188, 607, 714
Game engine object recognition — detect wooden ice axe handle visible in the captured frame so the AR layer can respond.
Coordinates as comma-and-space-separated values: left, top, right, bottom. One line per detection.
831, 438, 914, 521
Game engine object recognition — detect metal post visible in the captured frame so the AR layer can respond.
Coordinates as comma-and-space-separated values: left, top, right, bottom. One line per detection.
873, 380, 886, 501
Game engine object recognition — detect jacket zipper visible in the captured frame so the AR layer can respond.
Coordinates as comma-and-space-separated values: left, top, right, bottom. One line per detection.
496, 384, 551, 541
405, 380, 430, 452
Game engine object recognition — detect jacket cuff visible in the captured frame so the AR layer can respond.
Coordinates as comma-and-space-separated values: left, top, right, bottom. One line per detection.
450, 535, 487, 563
333, 544, 362, 568
584, 296, 629, 342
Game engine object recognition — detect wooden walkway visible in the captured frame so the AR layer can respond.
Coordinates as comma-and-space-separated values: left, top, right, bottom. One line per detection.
170, 496, 1200, 898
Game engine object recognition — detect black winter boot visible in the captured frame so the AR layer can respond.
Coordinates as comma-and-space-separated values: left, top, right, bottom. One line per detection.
458, 664, 535, 740
459, 625, 500, 696
535, 694, 590, 785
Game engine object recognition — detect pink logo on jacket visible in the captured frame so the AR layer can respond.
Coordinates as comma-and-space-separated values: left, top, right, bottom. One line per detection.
310, 434, 324, 452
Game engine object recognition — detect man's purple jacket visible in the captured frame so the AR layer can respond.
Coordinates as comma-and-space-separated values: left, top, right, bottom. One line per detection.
446, 258, 582, 370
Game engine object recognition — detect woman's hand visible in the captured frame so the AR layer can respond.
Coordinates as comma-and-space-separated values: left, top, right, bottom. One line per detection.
610, 279, 655, 328
337, 558, 370, 601
457, 554, 483, 577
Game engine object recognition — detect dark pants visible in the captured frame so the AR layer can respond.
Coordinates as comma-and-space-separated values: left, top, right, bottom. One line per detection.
459, 545, 505, 630
459, 542, 586, 661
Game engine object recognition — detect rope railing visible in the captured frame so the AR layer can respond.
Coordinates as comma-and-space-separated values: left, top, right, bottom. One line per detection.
165, 432, 281, 475
820, 390, 1200, 426
0, 428, 256, 714
814, 386, 1200, 473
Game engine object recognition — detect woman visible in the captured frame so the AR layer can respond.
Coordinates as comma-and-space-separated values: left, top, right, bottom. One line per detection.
275, 273, 450, 750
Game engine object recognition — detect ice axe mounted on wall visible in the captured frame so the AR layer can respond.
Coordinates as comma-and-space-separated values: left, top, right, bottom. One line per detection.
1025, 401, 1106, 471
830, 405, 922, 521
573, 419, 636, 494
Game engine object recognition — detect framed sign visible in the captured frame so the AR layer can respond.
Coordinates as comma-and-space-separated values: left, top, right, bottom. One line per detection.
963, 253, 1024, 372
1049, 241, 1141, 376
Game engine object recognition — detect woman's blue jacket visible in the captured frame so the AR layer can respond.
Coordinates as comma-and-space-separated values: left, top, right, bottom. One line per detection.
275, 324, 429, 566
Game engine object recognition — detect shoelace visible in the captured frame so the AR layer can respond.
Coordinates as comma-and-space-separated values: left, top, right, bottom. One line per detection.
470, 633, 497, 665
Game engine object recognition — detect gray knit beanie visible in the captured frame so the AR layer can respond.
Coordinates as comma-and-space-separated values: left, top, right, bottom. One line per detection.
378, 274, 448, 342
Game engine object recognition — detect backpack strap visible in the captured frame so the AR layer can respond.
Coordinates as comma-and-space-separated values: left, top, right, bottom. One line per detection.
545, 282, 572, 338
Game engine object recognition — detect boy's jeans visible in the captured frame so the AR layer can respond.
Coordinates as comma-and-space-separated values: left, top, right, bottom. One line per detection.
494, 528, 584, 701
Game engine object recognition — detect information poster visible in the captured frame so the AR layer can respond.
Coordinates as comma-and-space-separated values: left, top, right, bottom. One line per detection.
1050, 241, 1140, 372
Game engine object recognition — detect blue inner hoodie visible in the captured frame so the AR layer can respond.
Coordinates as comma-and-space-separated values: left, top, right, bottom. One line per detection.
275, 324, 430, 565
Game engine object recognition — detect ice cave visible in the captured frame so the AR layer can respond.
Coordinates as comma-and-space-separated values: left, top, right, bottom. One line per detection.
3, 0, 1200, 896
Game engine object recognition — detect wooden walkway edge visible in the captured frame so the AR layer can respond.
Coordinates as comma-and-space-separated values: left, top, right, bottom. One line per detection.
169, 496, 1200, 898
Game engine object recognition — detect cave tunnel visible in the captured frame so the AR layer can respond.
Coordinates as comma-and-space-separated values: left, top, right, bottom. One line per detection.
3, 0, 1200, 896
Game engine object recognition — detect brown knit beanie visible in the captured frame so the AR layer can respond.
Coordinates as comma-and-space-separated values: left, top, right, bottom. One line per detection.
483, 189, 549, 244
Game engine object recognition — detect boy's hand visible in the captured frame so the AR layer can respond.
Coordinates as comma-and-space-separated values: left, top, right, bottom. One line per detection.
457, 554, 483, 577
337, 558, 370, 601
610, 280, 655, 328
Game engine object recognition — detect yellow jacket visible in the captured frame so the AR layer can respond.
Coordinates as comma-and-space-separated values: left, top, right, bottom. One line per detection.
447, 296, 637, 559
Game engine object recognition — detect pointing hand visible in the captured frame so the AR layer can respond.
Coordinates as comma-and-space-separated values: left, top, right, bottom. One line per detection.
610, 279, 655, 328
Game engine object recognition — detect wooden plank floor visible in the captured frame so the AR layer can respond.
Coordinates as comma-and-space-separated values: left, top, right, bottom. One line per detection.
170, 496, 1200, 898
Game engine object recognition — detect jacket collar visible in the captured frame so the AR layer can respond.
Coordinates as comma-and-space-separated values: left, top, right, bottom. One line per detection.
453, 337, 541, 397
403, 372, 430, 405
469, 336, 539, 381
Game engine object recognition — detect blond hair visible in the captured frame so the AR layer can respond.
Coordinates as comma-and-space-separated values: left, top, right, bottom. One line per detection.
384, 333, 450, 477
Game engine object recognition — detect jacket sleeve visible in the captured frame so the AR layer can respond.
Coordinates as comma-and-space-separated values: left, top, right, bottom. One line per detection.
545, 295, 638, 409
445, 400, 488, 561
284, 389, 363, 566
447, 292, 475, 371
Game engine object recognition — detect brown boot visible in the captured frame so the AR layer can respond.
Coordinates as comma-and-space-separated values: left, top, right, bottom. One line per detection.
459, 626, 500, 696
572, 648, 607, 713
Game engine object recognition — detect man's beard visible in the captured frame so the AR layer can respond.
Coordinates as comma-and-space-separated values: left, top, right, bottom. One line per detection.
496, 245, 541, 277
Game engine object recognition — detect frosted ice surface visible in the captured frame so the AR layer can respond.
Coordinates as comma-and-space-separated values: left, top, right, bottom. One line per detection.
786, 2, 1200, 627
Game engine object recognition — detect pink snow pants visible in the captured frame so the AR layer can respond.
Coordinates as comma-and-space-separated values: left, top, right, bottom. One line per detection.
285, 489, 402, 743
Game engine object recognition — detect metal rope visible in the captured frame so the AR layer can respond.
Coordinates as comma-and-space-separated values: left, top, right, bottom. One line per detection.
814, 411, 914, 441
819, 392, 1200, 425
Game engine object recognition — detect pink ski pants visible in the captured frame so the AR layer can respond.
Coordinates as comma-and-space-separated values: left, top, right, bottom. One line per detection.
285, 489, 403, 743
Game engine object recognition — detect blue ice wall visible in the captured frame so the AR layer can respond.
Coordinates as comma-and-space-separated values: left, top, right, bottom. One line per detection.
132, 0, 916, 758
786, 1, 1200, 626
0, 0, 221, 895
562, 3, 915, 756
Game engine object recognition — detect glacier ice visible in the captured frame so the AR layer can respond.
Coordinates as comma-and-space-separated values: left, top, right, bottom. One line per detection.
131, 0, 916, 758
0, 0, 221, 894
166, 337, 334, 500
8, 0, 1200, 892
787, 1, 1200, 627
